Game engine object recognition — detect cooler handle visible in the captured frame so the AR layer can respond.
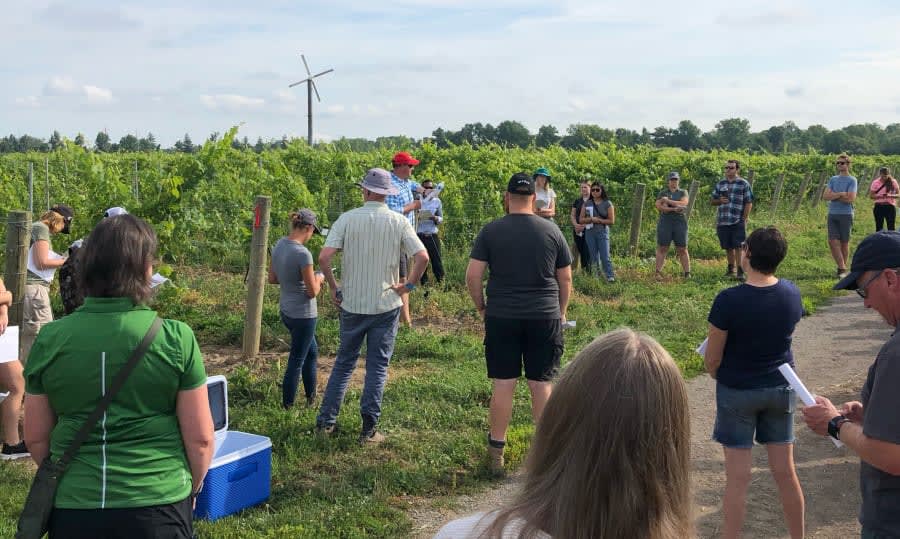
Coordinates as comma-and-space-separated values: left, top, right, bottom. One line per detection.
227, 462, 258, 483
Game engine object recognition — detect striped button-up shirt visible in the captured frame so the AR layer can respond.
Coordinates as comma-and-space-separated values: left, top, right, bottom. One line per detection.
325, 201, 425, 315
386, 173, 420, 227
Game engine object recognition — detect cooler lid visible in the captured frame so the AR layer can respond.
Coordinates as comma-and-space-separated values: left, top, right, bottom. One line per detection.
206, 375, 228, 435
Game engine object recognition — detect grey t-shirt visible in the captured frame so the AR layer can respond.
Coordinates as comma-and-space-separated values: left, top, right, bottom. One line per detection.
657, 188, 688, 224
271, 237, 316, 319
469, 214, 571, 319
859, 325, 900, 534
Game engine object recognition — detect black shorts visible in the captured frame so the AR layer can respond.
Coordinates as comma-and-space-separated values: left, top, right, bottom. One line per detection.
484, 316, 562, 381
48, 496, 194, 538
398, 254, 408, 278
716, 222, 746, 250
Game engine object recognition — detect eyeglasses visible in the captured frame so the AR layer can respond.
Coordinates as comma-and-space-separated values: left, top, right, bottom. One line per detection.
856, 271, 884, 299
836, 161, 849, 165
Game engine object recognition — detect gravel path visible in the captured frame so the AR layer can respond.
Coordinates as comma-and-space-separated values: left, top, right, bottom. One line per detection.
411, 293, 889, 538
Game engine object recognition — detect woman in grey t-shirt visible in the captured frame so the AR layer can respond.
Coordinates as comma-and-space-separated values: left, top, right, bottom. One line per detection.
268, 209, 325, 408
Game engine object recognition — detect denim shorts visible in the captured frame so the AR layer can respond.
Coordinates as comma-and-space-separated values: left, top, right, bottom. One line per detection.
713, 382, 795, 448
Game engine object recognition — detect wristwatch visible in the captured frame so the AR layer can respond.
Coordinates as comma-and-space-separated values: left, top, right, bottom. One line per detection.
827, 415, 850, 440
404, 282, 416, 292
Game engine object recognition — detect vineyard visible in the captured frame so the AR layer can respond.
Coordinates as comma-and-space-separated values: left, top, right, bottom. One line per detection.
1, 127, 897, 271
0, 130, 892, 536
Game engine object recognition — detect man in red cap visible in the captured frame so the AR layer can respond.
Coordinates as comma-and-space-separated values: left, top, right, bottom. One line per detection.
386, 151, 424, 327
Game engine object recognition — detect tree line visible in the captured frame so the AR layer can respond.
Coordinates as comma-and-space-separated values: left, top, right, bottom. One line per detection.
4, 118, 900, 155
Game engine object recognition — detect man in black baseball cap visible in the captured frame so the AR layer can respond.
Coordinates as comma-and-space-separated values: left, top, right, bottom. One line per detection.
802, 230, 900, 537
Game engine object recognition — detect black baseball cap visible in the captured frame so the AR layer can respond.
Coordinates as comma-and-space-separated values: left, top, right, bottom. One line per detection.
834, 231, 900, 290
507, 172, 535, 195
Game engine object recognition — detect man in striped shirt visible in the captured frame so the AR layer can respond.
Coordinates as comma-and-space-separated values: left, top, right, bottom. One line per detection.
317, 168, 428, 444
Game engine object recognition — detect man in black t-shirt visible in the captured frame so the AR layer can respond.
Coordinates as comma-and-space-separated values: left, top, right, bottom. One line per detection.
465, 172, 572, 475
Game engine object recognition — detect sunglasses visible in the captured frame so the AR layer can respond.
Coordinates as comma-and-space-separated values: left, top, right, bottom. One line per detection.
724, 166, 736, 170
836, 161, 849, 165
591, 188, 601, 192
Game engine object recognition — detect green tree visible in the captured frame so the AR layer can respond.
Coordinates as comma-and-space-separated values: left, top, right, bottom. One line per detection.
49, 130, 63, 151
561, 124, 613, 149
94, 131, 112, 152
118, 134, 139, 152
671, 120, 703, 150
711, 118, 751, 150
535, 125, 560, 148
495, 120, 532, 148
73, 133, 85, 148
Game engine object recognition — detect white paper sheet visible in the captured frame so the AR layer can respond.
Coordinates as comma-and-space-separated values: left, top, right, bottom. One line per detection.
0, 326, 19, 362
423, 183, 444, 202
26, 247, 64, 282
696, 337, 708, 356
563, 320, 577, 329
778, 363, 843, 447
150, 273, 169, 289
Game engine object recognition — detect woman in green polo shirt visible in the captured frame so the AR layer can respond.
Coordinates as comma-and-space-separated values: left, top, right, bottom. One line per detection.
23, 214, 215, 539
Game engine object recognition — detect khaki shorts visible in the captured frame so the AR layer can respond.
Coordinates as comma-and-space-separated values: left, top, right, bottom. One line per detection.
21, 284, 53, 364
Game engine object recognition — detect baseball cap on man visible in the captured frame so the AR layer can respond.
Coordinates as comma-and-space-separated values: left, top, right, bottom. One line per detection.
834, 231, 900, 290
294, 208, 321, 234
667, 171, 680, 180
104, 206, 128, 218
533, 167, 552, 180
358, 168, 400, 195
508, 172, 535, 195
392, 151, 420, 166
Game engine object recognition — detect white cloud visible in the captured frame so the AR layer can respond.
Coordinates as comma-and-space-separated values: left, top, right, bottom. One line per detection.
43, 76, 78, 96
326, 104, 345, 114
15, 96, 40, 108
273, 89, 296, 103
84, 85, 113, 103
200, 94, 265, 111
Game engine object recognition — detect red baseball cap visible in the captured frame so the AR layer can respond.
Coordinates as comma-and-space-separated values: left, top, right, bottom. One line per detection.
392, 151, 420, 166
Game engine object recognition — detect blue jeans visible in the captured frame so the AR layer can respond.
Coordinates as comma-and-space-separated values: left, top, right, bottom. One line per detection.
713, 382, 795, 448
316, 308, 400, 430
584, 226, 615, 279
280, 313, 318, 408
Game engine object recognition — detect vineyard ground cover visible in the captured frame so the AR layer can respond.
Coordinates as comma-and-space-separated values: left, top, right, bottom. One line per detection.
0, 198, 872, 536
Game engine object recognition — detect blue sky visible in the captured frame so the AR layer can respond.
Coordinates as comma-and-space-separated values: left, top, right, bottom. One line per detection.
4, 0, 900, 145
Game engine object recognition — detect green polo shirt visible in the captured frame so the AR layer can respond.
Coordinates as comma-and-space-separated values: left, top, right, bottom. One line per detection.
24, 297, 207, 509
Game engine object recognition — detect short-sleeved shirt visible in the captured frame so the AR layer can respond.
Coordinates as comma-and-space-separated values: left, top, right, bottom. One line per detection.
470, 214, 572, 319
870, 177, 899, 206
26, 221, 52, 285
711, 178, 753, 226
858, 325, 900, 534
385, 173, 420, 227
827, 175, 858, 215
535, 187, 556, 215
707, 279, 803, 389
24, 297, 207, 509
325, 201, 425, 315
582, 199, 613, 230
657, 188, 688, 224
271, 237, 316, 319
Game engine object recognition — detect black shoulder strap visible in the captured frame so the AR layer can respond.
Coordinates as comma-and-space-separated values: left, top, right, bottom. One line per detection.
58, 317, 163, 468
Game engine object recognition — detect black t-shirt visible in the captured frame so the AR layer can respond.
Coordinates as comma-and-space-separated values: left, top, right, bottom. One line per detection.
707, 279, 803, 389
470, 214, 572, 319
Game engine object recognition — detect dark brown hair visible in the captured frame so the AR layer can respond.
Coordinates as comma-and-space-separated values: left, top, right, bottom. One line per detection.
481, 328, 692, 539
744, 226, 787, 275
590, 181, 609, 200
78, 214, 157, 304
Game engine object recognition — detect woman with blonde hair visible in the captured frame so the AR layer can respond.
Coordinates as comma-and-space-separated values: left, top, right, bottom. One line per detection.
435, 328, 693, 539
22, 204, 73, 364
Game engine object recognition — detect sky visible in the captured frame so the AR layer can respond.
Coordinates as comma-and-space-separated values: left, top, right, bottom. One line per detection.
4, 0, 900, 146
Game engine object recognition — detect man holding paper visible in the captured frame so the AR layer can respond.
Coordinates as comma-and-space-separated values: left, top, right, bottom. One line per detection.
22, 204, 73, 363
803, 231, 900, 538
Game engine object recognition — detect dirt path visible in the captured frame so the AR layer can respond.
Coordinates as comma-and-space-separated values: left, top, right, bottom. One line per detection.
411, 293, 889, 538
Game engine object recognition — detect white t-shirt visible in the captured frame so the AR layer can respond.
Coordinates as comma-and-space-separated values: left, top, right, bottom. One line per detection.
535, 187, 556, 211
433, 512, 550, 539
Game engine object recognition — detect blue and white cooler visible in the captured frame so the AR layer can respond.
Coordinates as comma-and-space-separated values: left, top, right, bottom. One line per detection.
193, 375, 273, 521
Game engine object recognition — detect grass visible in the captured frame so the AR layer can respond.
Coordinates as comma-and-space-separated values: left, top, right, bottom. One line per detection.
0, 204, 878, 538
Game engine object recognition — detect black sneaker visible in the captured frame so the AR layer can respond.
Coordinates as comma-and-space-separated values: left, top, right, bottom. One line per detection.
1, 441, 29, 460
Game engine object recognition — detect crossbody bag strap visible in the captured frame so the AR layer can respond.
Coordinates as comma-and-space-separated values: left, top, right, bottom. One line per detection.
57, 316, 163, 468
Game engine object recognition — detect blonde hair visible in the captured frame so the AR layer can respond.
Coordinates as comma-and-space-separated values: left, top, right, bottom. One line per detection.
482, 328, 693, 539
39, 210, 66, 234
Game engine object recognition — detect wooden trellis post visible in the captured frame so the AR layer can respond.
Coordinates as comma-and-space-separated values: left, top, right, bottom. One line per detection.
242, 196, 272, 359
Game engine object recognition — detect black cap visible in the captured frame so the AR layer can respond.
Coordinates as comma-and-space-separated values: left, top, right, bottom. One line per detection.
507, 172, 535, 195
50, 204, 74, 220
834, 231, 900, 290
